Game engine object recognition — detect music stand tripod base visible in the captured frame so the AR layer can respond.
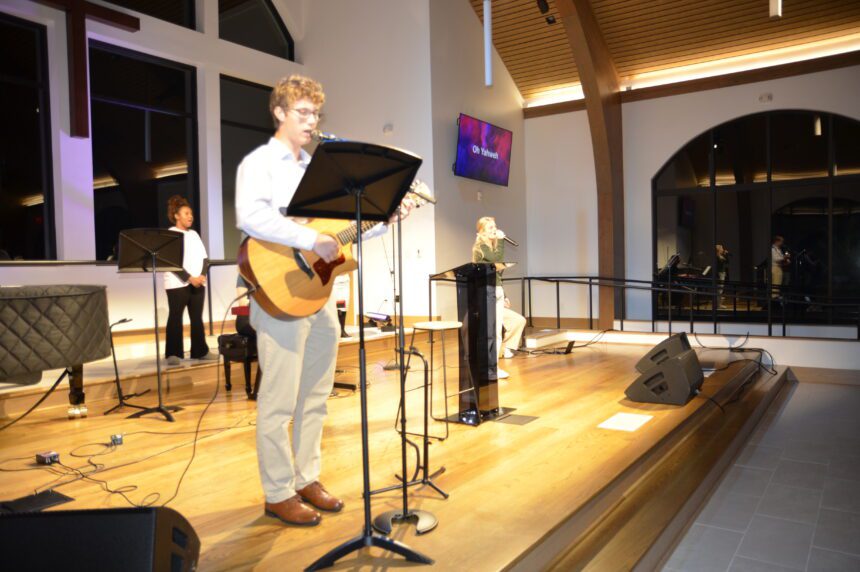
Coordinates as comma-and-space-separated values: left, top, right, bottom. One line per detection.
305, 533, 433, 571
127, 404, 183, 422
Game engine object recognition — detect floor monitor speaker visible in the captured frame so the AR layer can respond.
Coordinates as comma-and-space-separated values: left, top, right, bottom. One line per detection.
634, 332, 692, 373
0, 506, 199, 571
625, 349, 704, 406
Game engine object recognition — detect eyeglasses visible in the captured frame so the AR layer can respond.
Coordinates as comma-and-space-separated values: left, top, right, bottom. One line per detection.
289, 108, 322, 121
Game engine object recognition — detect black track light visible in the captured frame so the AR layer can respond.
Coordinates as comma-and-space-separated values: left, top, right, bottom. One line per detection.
537, 0, 550, 15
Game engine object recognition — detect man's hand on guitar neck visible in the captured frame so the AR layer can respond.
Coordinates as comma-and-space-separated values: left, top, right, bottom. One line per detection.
389, 197, 416, 224
313, 234, 340, 263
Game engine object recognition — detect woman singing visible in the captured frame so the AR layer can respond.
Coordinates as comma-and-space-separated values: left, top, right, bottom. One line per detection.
472, 216, 526, 380
163, 195, 217, 365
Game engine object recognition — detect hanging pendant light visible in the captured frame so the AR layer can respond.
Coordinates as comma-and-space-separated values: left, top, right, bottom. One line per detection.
484, 0, 492, 87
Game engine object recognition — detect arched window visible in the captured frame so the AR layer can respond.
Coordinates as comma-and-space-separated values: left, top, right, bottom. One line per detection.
652, 110, 860, 326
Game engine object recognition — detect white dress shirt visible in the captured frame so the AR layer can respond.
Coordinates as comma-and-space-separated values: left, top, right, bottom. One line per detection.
771, 244, 785, 268
163, 227, 208, 290
235, 137, 387, 250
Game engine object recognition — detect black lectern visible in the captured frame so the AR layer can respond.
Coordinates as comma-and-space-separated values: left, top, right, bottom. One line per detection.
287, 141, 432, 571
431, 262, 514, 425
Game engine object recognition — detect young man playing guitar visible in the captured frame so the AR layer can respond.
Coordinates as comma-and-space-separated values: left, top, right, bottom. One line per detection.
235, 75, 409, 526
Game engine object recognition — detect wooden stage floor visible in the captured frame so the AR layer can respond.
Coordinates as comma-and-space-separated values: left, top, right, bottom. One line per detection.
0, 341, 776, 570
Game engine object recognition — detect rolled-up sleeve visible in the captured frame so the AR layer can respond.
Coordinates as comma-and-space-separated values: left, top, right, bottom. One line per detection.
235, 153, 318, 251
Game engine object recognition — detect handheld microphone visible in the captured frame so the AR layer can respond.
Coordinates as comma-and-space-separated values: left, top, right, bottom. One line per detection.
311, 130, 340, 142
502, 236, 519, 247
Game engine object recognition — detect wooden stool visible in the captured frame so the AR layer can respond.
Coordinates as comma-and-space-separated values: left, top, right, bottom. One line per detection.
409, 320, 466, 441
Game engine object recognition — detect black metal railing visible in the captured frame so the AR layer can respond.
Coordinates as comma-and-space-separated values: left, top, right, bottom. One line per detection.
5, 259, 857, 341
501, 275, 860, 341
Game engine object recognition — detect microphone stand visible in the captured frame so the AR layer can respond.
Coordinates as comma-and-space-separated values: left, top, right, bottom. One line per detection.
383, 225, 409, 371
104, 319, 150, 415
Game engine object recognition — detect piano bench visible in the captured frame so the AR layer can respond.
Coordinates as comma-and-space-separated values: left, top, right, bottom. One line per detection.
217, 333, 261, 400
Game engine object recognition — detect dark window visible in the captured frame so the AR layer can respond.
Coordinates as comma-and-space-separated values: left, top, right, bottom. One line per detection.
654, 132, 710, 191
832, 180, 860, 297
772, 182, 830, 298
89, 42, 198, 261
655, 192, 714, 271
652, 110, 860, 327
834, 115, 860, 177
220, 75, 272, 258
219, 0, 294, 61
0, 13, 54, 260
771, 111, 829, 181
713, 114, 767, 186
715, 188, 770, 284
104, 0, 195, 29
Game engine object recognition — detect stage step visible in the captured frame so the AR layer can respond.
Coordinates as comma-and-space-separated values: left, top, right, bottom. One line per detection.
514, 362, 790, 571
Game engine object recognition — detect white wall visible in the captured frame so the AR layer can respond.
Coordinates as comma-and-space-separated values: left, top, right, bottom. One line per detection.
525, 110, 598, 320
299, 0, 436, 319
429, 0, 528, 319
524, 65, 860, 321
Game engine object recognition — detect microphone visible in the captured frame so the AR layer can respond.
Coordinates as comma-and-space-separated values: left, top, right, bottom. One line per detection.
502, 235, 519, 247
311, 129, 340, 142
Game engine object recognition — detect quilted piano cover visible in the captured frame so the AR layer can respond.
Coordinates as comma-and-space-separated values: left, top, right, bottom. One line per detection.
0, 285, 110, 382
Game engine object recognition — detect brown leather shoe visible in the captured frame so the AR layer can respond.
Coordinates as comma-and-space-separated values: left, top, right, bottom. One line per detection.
264, 495, 321, 526
297, 481, 344, 513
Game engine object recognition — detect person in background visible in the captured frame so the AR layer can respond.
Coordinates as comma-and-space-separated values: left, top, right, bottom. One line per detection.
163, 195, 217, 366
771, 235, 788, 299
472, 216, 526, 380
716, 244, 729, 301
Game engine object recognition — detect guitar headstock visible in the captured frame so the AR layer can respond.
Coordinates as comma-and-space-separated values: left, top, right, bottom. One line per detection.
406, 179, 435, 208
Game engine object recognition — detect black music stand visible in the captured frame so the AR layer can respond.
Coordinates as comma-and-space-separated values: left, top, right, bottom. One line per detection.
288, 141, 432, 571
117, 229, 185, 422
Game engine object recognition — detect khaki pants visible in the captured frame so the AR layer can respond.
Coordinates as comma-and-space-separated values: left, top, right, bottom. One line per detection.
495, 286, 526, 360
250, 297, 338, 503
771, 265, 783, 299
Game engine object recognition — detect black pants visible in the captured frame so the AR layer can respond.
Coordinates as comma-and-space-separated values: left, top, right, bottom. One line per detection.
166, 285, 208, 359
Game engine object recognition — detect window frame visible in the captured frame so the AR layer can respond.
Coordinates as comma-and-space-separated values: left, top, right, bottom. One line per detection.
88, 39, 200, 260
0, 12, 56, 260
651, 110, 860, 326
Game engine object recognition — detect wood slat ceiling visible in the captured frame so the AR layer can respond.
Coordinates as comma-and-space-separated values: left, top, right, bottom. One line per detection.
469, 0, 860, 101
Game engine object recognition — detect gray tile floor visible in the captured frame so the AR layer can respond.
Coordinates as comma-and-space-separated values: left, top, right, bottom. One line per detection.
664, 382, 860, 572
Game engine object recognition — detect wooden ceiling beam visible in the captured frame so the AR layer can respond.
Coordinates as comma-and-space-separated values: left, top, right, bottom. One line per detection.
557, 0, 625, 330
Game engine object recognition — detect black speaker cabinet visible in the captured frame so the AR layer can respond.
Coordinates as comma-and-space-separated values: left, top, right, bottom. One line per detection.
625, 349, 704, 406
0, 506, 199, 571
634, 332, 692, 373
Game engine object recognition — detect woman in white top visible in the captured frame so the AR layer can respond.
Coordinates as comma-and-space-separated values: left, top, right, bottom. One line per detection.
163, 195, 215, 365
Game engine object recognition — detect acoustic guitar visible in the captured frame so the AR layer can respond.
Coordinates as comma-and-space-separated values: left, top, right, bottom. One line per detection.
238, 180, 432, 318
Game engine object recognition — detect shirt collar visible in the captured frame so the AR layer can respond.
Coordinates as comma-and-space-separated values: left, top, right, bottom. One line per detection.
268, 137, 311, 165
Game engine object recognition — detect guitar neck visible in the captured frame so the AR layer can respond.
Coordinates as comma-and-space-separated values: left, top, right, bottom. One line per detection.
334, 221, 379, 245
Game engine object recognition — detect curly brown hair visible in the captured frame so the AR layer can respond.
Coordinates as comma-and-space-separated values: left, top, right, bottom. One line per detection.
167, 195, 191, 224
269, 74, 325, 128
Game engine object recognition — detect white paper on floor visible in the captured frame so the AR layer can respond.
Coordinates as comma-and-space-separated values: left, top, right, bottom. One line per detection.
598, 412, 654, 432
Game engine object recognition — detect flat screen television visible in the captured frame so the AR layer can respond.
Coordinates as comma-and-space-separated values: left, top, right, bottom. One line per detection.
453, 113, 512, 186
